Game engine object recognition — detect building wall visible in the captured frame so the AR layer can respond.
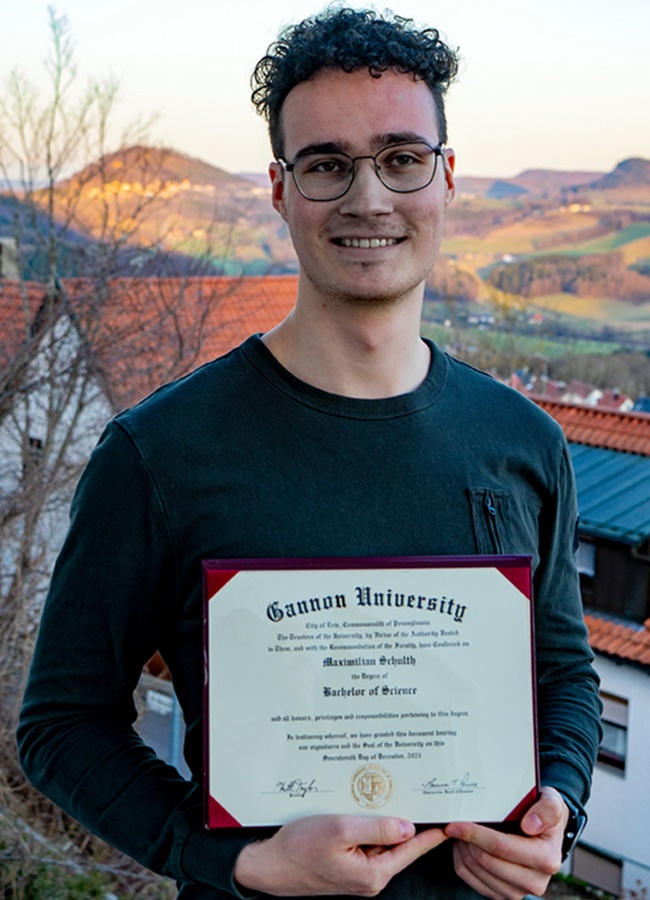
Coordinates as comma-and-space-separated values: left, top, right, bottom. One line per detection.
580, 535, 650, 624
579, 655, 650, 895
0, 315, 114, 625
0, 237, 20, 280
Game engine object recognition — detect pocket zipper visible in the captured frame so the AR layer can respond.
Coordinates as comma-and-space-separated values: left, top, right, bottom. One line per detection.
485, 492, 503, 554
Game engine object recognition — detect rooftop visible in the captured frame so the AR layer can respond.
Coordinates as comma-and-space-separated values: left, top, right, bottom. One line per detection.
585, 613, 650, 671
568, 443, 650, 545
1, 275, 298, 411
534, 398, 650, 457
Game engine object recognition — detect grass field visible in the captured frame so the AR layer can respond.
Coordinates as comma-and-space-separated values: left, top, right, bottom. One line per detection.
621, 234, 650, 265
420, 321, 623, 359
445, 224, 650, 262
550, 222, 650, 257
529, 294, 650, 326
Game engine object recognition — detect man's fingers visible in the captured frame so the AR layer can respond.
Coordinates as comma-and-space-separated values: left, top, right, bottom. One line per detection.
235, 815, 447, 896
452, 840, 546, 900
446, 822, 529, 863
356, 826, 447, 890
352, 819, 447, 866
446, 819, 560, 872
381, 825, 448, 864
446, 796, 569, 900
452, 841, 510, 900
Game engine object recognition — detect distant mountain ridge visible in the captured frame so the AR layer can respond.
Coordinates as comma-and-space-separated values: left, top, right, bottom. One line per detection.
455, 158, 650, 200
588, 157, 650, 190
456, 167, 607, 199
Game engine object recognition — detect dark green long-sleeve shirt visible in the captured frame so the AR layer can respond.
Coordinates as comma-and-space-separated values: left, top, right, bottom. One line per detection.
18, 336, 601, 898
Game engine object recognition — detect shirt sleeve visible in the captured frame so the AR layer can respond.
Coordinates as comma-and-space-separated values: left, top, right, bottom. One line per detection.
17, 422, 253, 895
534, 441, 602, 812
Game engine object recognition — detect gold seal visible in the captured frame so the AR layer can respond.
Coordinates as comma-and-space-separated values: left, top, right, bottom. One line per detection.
351, 763, 393, 809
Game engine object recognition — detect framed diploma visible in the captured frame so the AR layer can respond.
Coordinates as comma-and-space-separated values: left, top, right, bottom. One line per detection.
203, 556, 537, 828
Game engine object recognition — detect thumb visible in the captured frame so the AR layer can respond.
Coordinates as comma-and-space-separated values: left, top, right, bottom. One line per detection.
351, 816, 416, 848
521, 786, 568, 837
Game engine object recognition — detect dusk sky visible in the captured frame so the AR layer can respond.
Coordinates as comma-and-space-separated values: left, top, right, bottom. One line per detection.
2, 0, 648, 180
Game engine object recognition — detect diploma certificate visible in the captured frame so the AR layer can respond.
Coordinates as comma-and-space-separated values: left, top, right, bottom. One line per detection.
204, 556, 537, 828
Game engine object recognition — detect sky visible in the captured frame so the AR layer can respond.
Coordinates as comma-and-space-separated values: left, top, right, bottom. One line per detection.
1, 0, 649, 180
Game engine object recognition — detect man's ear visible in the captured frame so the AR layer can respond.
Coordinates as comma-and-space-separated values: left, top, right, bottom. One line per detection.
269, 162, 287, 220
443, 147, 456, 208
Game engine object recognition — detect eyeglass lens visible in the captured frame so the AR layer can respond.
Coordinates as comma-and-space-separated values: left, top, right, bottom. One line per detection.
291, 142, 440, 200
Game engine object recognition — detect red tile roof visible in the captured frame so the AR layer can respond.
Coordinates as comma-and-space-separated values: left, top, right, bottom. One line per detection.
562, 379, 595, 401
526, 377, 563, 400
0, 276, 298, 411
533, 399, 650, 457
90, 275, 298, 409
585, 613, 650, 670
0, 280, 48, 374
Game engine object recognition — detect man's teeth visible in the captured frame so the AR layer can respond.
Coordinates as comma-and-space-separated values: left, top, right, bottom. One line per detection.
339, 237, 398, 248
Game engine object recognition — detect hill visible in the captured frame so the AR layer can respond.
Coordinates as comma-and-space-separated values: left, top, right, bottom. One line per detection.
0, 146, 291, 278
587, 157, 650, 191
47, 145, 284, 274
455, 168, 604, 199
435, 156, 650, 346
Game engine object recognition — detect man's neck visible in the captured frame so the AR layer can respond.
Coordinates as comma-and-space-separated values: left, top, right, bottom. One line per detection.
261, 281, 430, 399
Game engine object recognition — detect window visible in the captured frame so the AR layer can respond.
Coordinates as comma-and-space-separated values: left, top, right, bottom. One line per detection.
22, 436, 44, 482
598, 692, 628, 772
581, 538, 649, 623
577, 540, 596, 577
577, 539, 596, 600
572, 845, 622, 897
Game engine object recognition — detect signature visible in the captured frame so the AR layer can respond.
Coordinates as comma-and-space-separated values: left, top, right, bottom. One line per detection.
276, 778, 318, 798
418, 773, 483, 793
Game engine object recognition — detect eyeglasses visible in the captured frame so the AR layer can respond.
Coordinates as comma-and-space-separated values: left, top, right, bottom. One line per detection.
278, 141, 445, 202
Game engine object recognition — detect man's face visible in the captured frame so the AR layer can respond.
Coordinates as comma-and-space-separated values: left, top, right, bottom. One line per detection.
270, 67, 455, 309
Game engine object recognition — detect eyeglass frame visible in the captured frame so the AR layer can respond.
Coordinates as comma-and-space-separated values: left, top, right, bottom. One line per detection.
277, 140, 446, 202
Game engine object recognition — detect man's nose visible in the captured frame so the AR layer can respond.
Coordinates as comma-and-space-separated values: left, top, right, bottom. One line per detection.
337, 158, 394, 215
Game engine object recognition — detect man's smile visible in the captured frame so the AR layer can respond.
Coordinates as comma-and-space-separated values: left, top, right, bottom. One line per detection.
332, 237, 403, 249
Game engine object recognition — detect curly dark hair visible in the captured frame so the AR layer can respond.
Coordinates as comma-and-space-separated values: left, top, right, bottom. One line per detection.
251, 7, 459, 159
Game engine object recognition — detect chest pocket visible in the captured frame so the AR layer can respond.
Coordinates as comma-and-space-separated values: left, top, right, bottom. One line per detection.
468, 487, 542, 571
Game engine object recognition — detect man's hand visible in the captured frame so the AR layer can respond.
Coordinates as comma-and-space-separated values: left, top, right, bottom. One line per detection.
234, 814, 447, 896
445, 786, 570, 900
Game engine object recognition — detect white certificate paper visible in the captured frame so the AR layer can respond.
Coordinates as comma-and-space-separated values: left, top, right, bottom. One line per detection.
203, 556, 537, 828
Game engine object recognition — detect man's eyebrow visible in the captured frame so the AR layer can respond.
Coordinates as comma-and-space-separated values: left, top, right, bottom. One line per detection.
291, 142, 350, 161
290, 133, 435, 161
373, 131, 433, 147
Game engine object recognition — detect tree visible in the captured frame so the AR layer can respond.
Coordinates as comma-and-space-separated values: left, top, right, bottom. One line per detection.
0, 8, 163, 281
0, 13, 233, 893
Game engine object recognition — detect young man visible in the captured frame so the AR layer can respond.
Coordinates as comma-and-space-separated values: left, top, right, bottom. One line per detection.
19, 9, 601, 899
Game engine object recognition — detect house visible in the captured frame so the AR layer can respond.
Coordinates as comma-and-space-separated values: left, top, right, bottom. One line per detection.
0, 275, 297, 667
507, 372, 636, 413
0, 236, 20, 280
0, 279, 116, 637
62, 274, 298, 410
536, 400, 650, 897
0, 274, 298, 421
